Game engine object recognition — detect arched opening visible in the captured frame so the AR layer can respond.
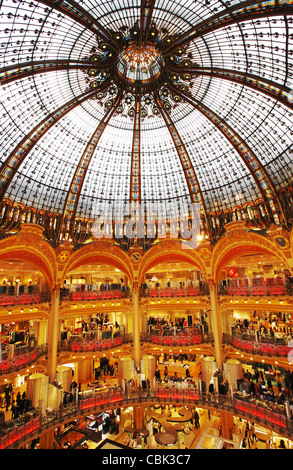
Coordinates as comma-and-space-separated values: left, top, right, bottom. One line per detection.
140, 252, 210, 356
0, 257, 50, 378
60, 256, 132, 358
0, 249, 54, 295
217, 247, 290, 297
215, 242, 293, 372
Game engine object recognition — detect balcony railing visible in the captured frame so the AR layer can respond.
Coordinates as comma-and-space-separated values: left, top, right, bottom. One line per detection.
145, 331, 213, 347
141, 286, 209, 298
0, 334, 133, 376
1, 387, 292, 449
0, 283, 290, 310
0, 344, 48, 375
61, 289, 130, 302
0, 292, 50, 307
223, 332, 291, 357
219, 285, 292, 297
59, 333, 131, 353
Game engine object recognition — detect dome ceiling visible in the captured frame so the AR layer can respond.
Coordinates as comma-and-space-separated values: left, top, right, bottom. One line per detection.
0, 0, 293, 246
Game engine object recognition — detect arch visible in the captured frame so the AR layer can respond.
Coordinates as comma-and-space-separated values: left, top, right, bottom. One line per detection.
0, 245, 55, 290
62, 240, 134, 283
211, 222, 291, 283
0, 224, 57, 288
138, 239, 208, 285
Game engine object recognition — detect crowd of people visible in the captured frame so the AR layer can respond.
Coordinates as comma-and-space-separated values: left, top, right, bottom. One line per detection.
61, 314, 121, 344
60, 280, 130, 298
236, 366, 293, 413
1, 383, 31, 418
233, 311, 293, 344
148, 316, 208, 335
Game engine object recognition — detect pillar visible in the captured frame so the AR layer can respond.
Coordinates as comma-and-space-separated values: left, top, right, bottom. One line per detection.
48, 287, 60, 383
78, 359, 93, 382
132, 282, 141, 369
141, 308, 148, 334
223, 359, 243, 390
220, 412, 234, 440
37, 319, 47, 346
56, 365, 72, 392
133, 405, 145, 429
209, 281, 223, 369
39, 428, 55, 449
26, 373, 49, 409
169, 311, 175, 325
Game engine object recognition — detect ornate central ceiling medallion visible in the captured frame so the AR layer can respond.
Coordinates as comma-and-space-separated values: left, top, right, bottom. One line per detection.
82, 22, 197, 120
117, 43, 164, 84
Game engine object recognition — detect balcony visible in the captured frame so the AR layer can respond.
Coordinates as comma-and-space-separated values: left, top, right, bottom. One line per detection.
60, 332, 129, 353
61, 288, 130, 302
0, 344, 47, 375
219, 282, 291, 297
145, 330, 213, 347
0, 292, 50, 307
223, 331, 291, 358
141, 285, 209, 298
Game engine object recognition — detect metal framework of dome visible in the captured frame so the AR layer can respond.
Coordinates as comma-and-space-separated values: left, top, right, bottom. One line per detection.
0, 0, 293, 249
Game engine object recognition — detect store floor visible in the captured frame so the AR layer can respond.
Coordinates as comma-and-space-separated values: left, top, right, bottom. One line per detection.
86, 406, 210, 450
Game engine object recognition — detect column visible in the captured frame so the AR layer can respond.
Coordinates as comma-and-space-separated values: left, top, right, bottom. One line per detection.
209, 280, 223, 369
39, 428, 55, 449
220, 412, 234, 440
48, 287, 60, 383
133, 405, 144, 429
141, 307, 148, 334
132, 282, 141, 370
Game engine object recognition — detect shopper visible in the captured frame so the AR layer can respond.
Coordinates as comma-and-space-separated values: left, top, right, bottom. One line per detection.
5, 393, 10, 411
194, 409, 200, 428
11, 400, 18, 419
277, 373, 283, 392
251, 423, 257, 442
279, 439, 286, 449
164, 365, 168, 380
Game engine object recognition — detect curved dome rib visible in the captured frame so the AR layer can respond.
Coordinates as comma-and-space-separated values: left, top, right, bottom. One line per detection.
140, 0, 156, 45
0, 87, 100, 202
0, 59, 116, 85
169, 65, 293, 111
36, 0, 120, 51
163, 0, 293, 55
153, 89, 210, 233
130, 85, 142, 212
167, 80, 286, 226
60, 88, 124, 242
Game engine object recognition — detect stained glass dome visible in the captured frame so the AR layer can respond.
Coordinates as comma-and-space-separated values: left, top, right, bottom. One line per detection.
0, 0, 293, 247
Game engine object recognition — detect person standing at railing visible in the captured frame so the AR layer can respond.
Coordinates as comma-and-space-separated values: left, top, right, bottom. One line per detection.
164, 365, 168, 381
277, 373, 283, 393
279, 439, 286, 449
5, 391, 10, 412
267, 377, 273, 392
